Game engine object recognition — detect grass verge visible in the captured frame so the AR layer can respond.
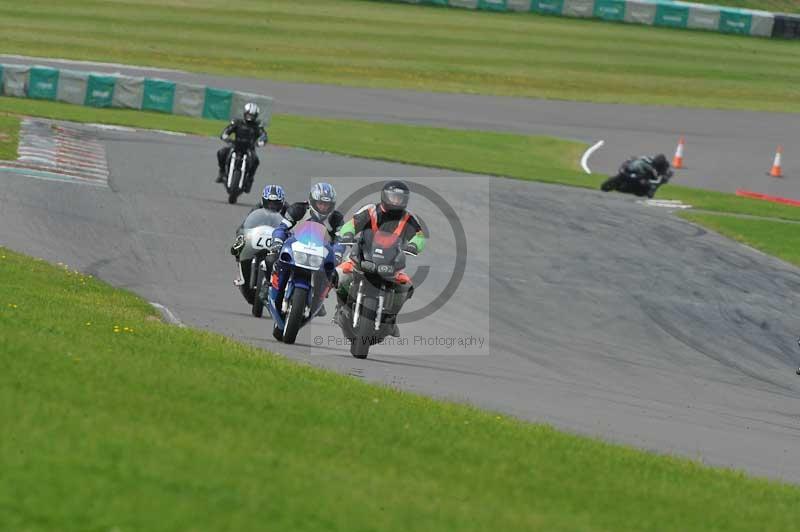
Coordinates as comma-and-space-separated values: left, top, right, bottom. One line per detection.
8, 96, 800, 224
2, 0, 800, 112
2, 245, 800, 530
0, 113, 20, 160
681, 212, 800, 266
0, 96, 589, 185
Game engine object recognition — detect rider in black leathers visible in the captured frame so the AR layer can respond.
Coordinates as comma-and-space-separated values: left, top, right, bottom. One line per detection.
601, 154, 673, 198
216, 103, 268, 193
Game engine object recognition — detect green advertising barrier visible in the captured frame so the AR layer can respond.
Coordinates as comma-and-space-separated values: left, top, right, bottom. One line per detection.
719, 9, 752, 34
0, 63, 268, 122
532, 0, 564, 15
142, 78, 176, 114
654, 3, 689, 28
420, 0, 448, 5
478, 0, 508, 11
203, 87, 234, 120
85, 74, 115, 108
28, 66, 59, 100
594, 0, 626, 21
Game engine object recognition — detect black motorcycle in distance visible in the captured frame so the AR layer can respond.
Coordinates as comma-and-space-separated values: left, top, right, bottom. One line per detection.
222, 139, 253, 204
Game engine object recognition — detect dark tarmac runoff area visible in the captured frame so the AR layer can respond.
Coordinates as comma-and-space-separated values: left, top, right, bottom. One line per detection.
2, 122, 800, 482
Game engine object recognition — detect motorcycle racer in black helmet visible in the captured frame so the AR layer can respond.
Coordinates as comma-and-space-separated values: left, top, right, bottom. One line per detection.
333, 180, 427, 336
215, 102, 268, 193
601, 153, 674, 199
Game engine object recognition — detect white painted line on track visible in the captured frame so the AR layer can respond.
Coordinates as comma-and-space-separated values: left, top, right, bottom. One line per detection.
0, 166, 108, 187
639, 199, 693, 209
87, 124, 139, 133
149, 302, 185, 327
581, 140, 605, 175
86, 123, 187, 137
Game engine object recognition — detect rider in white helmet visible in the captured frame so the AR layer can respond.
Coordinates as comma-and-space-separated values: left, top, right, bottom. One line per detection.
216, 103, 268, 193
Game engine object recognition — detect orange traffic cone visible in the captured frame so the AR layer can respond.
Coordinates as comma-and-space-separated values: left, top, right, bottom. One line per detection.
672, 136, 685, 169
769, 146, 783, 178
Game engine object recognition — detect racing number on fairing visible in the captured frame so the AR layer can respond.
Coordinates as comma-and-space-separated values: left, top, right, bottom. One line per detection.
254, 233, 271, 249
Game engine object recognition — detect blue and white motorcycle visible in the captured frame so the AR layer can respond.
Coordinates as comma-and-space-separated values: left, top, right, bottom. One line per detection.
267, 220, 336, 344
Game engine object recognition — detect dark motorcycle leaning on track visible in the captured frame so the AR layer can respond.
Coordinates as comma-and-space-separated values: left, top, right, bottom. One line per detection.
233, 210, 285, 318
268, 220, 336, 345
600, 164, 672, 199
338, 227, 417, 359
222, 139, 253, 205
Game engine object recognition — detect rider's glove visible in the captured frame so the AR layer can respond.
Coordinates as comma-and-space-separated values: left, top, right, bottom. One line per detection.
332, 243, 346, 264
404, 242, 419, 256
269, 238, 284, 254
230, 235, 245, 256
339, 233, 355, 246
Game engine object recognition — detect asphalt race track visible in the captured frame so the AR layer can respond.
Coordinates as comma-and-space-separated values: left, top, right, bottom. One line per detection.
3, 55, 800, 198
1, 123, 800, 482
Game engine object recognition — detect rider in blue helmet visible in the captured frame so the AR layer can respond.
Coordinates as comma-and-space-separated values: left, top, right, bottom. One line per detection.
230, 184, 288, 257
259, 184, 287, 215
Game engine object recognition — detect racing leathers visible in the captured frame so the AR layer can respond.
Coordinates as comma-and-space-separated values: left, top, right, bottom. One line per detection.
334, 204, 426, 334
216, 118, 268, 191
611, 156, 673, 198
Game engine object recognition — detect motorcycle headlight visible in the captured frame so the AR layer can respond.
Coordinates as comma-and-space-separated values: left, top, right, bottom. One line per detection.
377, 264, 394, 274
294, 251, 323, 269
361, 260, 376, 273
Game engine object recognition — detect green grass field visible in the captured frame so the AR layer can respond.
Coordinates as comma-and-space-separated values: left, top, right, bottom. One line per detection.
2, 245, 800, 531
1, 0, 800, 112
681, 212, 800, 266
0, 113, 19, 160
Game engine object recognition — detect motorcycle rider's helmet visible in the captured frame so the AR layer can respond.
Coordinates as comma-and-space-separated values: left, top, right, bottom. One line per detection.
243, 102, 260, 123
261, 184, 286, 212
308, 182, 336, 220
652, 154, 670, 176
380, 180, 410, 212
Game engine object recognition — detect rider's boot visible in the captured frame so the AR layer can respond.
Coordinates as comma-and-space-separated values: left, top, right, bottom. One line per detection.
332, 291, 347, 326
216, 166, 225, 183
385, 315, 400, 337
260, 271, 277, 303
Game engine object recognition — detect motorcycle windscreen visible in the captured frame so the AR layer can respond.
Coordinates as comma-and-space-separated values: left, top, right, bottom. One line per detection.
293, 220, 330, 247
243, 210, 285, 230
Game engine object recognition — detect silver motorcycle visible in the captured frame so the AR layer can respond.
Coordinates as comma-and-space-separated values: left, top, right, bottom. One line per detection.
233, 210, 285, 317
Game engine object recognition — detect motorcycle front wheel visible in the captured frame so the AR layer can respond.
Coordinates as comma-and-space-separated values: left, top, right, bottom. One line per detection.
282, 286, 308, 345
228, 169, 241, 204
251, 267, 265, 318
600, 176, 621, 192
350, 295, 378, 359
